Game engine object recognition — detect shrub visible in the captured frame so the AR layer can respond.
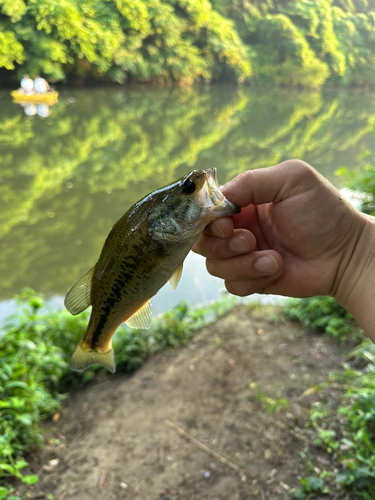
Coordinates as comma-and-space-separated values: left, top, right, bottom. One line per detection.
283, 295, 359, 341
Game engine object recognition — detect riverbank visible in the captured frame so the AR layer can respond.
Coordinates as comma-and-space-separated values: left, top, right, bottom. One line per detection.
14, 303, 361, 500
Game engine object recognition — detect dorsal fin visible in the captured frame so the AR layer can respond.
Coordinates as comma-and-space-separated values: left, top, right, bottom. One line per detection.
64, 267, 94, 315
169, 261, 183, 291
126, 300, 152, 329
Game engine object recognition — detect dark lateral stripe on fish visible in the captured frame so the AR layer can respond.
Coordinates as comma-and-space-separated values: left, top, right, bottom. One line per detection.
109, 275, 132, 296
91, 303, 112, 348
90, 276, 137, 348
89, 255, 145, 348
104, 296, 118, 308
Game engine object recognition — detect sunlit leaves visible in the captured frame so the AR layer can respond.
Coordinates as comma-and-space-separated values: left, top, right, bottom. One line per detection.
212, 0, 375, 86
115, 0, 150, 34
1, 0, 249, 82
0, 0, 26, 22
2, 0, 375, 84
27, 0, 124, 71
0, 29, 24, 69
253, 13, 330, 87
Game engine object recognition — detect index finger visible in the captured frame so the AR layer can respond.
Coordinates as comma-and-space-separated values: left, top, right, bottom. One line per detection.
203, 217, 234, 239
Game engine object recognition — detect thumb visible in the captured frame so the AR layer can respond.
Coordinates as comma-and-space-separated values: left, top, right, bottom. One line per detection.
222, 159, 320, 207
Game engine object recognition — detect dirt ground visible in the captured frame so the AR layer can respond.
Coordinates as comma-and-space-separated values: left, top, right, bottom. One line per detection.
23, 305, 352, 500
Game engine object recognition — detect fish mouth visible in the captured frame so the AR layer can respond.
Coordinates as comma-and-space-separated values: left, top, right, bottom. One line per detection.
203, 168, 241, 217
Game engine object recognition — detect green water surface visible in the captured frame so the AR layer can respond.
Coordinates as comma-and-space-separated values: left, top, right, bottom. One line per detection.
0, 86, 374, 312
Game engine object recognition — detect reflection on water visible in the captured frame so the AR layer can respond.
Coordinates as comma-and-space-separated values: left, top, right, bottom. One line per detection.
0, 86, 375, 314
12, 96, 57, 118
20, 103, 52, 118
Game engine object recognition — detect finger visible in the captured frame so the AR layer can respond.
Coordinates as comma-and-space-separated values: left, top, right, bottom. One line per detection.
224, 276, 281, 297
221, 160, 320, 207
206, 251, 282, 281
203, 217, 234, 238
193, 229, 256, 259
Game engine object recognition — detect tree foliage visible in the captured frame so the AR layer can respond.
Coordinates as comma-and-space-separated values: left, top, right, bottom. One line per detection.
212, 0, 375, 86
0, 0, 250, 83
1, 0, 375, 85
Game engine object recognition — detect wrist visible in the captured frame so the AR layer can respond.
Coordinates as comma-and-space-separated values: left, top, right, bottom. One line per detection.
334, 213, 375, 342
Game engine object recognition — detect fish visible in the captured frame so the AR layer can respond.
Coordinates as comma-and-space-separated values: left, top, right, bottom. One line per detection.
64, 168, 240, 373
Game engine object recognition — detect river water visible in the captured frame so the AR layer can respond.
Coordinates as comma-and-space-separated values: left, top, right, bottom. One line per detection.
1, 86, 375, 323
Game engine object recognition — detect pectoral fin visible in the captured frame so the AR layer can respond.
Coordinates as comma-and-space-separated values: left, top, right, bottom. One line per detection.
126, 300, 152, 329
64, 267, 94, 315
169, 262, 183, 291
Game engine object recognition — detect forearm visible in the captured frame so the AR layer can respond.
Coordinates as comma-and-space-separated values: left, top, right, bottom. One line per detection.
334, 213, 375, 343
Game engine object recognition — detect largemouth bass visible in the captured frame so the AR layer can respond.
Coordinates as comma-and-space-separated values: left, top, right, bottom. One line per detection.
65, 168, 240, 373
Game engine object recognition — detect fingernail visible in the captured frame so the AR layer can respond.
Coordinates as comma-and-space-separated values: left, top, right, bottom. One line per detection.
228, 236, 251, 254
211, 223, 224, 238
254, 255, 278, 274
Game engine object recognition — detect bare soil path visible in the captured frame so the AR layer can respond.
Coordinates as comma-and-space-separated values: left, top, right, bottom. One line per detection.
25, 305, 351, 500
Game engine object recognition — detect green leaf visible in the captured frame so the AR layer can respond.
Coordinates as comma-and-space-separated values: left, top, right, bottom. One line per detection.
14, 459, 28, 470
0, 487, 9, 500
301, 476, 324, 492
0, 463, 22, 478
336, 470, 355, 485
292, 488, 307, 499
5, 381, 29, 391
335, 167, 348, 176
22, 474, 39, 485
15, 413, 33, 426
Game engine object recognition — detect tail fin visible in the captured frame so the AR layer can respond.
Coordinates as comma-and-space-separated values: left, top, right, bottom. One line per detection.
70, 342, 116, 373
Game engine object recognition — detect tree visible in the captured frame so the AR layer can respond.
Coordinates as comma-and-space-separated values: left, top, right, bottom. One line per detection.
0, 0, 250, 83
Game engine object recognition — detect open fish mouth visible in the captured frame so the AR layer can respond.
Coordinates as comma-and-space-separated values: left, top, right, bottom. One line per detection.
202, 168, 241, 217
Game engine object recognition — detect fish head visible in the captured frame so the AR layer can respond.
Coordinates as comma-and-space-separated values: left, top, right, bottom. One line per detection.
148, 168, 241, 242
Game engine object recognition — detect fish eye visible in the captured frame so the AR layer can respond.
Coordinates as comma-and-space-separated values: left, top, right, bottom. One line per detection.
182, 179, 196, 195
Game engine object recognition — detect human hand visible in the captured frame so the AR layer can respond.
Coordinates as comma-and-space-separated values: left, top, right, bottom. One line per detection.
194, 160, 366, 299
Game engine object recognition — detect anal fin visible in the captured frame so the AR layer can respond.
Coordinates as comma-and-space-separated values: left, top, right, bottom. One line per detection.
126, 300, 152, 329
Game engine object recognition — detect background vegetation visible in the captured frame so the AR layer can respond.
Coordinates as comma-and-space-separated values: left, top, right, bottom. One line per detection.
2, 0, 375, 86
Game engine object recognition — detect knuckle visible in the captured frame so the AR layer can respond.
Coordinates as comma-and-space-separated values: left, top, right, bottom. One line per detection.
205, 258, 217, 277
192, 240, 203, 256
225, 280, 251, 297
236, 170, 254, 183
287, 159, 316, 178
